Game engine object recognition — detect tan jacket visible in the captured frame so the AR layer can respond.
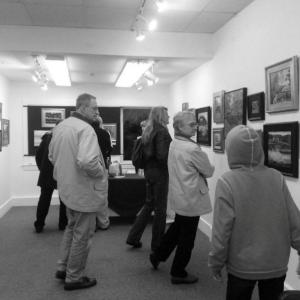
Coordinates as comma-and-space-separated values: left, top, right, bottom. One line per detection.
168, 136, 214, 216
49, 114, 108, 212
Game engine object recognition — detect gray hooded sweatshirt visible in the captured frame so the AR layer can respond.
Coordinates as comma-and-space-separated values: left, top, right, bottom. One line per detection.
208, 125, 300, 280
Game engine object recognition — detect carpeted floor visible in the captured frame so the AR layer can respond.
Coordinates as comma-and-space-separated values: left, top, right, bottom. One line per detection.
0, 206, 259, 300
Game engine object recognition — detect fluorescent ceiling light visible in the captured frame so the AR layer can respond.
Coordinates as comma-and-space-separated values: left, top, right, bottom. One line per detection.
44, 56, 71, 86
115, 61, 154, 88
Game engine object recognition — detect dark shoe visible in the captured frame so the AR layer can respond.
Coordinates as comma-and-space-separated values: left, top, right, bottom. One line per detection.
171, 274, 199, 285
149, 253, 160, 270
126, 241, 142, 248
64, 277, 97, 291
55, 270, 66, 280
34, 225, 43, 233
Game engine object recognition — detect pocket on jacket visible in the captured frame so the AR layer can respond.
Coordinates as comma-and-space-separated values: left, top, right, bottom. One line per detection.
199, 181, 209, 195
94, 179, 108, 192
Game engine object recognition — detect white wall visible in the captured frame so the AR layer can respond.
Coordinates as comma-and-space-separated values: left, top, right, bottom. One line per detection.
0, 75, 11, 215
170, 0, 300, 289
8, 82, 171, 200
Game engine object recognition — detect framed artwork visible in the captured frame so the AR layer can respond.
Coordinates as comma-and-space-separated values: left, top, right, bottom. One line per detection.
2, 119, 9, 146
213, 128, 224, 153
263, 122, 299, 178
103, 123, 117, 145
41, 107, 65, 128
33, 130, 49, 147
182, 102, 189, 111
0, 102, 2, 119
224, 88, 247, 137
247, 92, 265, 121
195, 106, 211, 146
265, 56, 299, 113
213, 90, 225, 124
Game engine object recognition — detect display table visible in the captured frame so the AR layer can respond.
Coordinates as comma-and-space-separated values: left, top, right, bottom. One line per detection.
108, 174, 146, 217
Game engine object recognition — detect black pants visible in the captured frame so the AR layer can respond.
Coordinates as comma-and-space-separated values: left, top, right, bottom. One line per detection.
154, 214, 199, 277
126, 175, 168, 251
226, 273, 286, 300
35, 186, 68, 229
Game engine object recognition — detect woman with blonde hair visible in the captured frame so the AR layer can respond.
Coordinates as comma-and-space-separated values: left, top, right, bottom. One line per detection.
126, 106, 172, 252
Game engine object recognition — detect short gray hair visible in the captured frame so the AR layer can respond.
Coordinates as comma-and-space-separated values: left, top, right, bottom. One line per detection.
76, 93, 96, 109
173, 111, 195, 135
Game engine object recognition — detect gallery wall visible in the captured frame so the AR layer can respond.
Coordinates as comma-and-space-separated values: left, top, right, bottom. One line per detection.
0, 75, 11, 215
169, 0, 300, 289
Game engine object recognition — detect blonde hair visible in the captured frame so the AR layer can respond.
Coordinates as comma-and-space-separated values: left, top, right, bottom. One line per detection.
142, 106, 168, 143
173, 111, 195, 135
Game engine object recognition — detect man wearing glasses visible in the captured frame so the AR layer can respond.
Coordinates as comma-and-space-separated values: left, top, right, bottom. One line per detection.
150, 111, 214, 284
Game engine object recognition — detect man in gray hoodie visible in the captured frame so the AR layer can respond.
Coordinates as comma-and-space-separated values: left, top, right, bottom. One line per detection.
209, 125, 300, 300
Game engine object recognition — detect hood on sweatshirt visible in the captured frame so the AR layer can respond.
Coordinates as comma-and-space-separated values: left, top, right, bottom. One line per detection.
225, 125, 264, 170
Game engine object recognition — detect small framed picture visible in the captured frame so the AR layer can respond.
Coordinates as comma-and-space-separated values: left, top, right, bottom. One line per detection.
213, 91, 225, 124
182, 102, 189, 111
247, 92, 265, 121
213, 128, 224, 153
263, 122, 299, 178
195, 106, 211, 146
2, 119, 9, 146
265, 56, 299, 113
224, 88, 247, 137
41, 108, 65, 128
103, 123, 117, 145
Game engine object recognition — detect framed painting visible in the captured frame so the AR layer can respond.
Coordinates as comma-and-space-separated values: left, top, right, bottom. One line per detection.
213, 90, 225, 124
195, 106, 211, 146
103, 123, 117, 145
2, 119, 9, 146
247, 92, 265, 121
0, 102, 2, 120
265, 56, 299, 113
41, 107, 65, 128
182, 102, 189, 111
213, 128, 224, 153
263, 122, 299, 178
224, 88, 247, 136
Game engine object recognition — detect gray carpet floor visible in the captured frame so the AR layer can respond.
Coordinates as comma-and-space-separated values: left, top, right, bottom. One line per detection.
0, 206, 259, 300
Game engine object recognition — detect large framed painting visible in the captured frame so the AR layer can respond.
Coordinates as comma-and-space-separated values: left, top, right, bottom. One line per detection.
263, 122, 299, 178
265, 56, 299, 113
224, 88, 247, 136
213, 90, 225, 124
195, 106, 211, 146
2, 119, 9, 146
247, 92, 265, 121
213, 128, 224, 153
41, 107, 65, 128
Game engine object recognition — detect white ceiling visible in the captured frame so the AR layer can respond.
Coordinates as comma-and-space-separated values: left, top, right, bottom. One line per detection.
0, 0, 254, 87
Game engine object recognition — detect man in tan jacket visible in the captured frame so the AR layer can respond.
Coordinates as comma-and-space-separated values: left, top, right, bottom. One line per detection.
49, 93, 107, 291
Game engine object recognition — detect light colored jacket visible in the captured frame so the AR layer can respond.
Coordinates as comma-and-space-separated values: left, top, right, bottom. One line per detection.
49, 114, 108, 212
209, 125, 300, 280
168, 136, 214, 216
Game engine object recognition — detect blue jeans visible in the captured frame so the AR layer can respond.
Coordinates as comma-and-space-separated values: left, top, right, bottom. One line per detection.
226, 273, 286, 300
126, 173, 168, 251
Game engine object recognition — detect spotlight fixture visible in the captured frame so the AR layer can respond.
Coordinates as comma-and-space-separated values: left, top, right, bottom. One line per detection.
136, 30, 145, 41
115, 60, 154, 88
32, 56, 49, 91
155, 0, 167, 12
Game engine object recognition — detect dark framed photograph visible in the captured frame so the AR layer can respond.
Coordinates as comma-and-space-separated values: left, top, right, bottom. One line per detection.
103, 123, 117, 145
182, 102, 189, 111
247, 92, 265, 121
195, 106, 211, 146
213, 90, 225, 124
263, 122, 299, 178
2, 119, 9, 146
265, 56, 299, 113
213, 128, 224, 153
224, 88, 247, 136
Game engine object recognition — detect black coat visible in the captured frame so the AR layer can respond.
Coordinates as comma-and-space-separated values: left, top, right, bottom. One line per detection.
35, 132, 57, 189
92, 123, 112, 169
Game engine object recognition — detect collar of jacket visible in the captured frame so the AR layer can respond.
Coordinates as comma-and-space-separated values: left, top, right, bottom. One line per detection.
175, 134, 197, 145
72, 111, 94, 126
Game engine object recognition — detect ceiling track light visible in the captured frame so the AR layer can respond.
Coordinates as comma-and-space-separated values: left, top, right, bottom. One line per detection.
155, 0, 167, 12
32, 56, 49, 91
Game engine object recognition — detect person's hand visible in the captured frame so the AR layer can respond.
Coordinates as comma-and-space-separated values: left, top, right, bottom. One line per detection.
212, 270, 223, 283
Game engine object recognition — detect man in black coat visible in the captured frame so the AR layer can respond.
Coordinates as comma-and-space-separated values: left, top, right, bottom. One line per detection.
91, 115, 112, 230
34, 131, 68, 233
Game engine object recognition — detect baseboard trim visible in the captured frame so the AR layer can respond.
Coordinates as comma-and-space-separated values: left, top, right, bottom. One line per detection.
0, 197, 13, 218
